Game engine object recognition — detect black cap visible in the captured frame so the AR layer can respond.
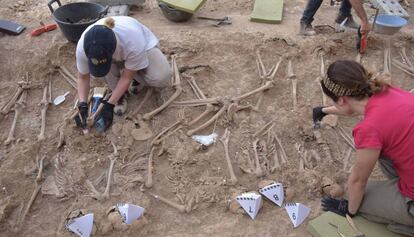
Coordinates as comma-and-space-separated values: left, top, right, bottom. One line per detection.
83, 25, 116, 77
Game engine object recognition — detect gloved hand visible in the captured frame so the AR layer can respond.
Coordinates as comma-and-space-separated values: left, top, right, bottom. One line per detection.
95, 100, 114, 132
313, 106, 327, 125
74, 102, 88, 129
321, 197, 355, 217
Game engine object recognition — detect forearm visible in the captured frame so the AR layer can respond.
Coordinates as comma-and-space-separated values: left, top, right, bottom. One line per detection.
346, 178, 366, 214
77, 73, 90, 103
108, 75, 131, 104
349, 0, 368, 23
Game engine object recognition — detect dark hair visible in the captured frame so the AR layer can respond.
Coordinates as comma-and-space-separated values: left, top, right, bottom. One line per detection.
321, 60, 389, 102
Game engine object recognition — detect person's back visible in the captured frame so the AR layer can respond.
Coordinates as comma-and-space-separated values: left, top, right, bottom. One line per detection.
353, 86, 414, 199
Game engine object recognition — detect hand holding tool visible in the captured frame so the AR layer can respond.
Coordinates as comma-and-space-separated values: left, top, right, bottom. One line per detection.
357, 27, 368, 54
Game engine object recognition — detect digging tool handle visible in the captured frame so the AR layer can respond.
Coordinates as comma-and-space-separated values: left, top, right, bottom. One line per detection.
47, 0, 61, 14
346, 214, 365, 237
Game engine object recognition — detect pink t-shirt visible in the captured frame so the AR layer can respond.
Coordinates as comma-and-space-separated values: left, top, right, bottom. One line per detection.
353, 86, 414, 200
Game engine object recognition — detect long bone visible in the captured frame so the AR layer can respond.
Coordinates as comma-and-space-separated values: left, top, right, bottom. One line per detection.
253, 139, 264, 177
252, 51, 282, 111
186, 76, 217, 126
143, 55, 183, 120
38, 84, 49, 141
19, 156, 46, 228
151, 120, 182, 146
86, 142, 119, 200
145, 147, 156, 188
287, 59, 298, 111
5, 90, 27, 145
1, 79, 30, 115
274, 134, 288, 163
232, 81, 274, 102
336, 127, 355, 151
219, 128, 238, 186
130, 87, 153, 118
186, 102, 228, 136
58, 66, 77, 89
149, 192, 187, 213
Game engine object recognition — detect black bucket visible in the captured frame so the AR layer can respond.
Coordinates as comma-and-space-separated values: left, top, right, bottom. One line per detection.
48, 0, 108, 42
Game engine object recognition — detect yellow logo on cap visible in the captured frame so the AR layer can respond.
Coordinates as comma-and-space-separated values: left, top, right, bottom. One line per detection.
91, 58, 107, 65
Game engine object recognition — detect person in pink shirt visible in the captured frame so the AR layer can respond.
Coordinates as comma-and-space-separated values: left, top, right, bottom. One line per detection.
313, 60, 414, 236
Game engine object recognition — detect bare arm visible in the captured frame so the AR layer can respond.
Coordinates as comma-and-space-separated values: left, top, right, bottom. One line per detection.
347, 149, 380, 214
108, 68, 136, 105
349, 0, 370, 36
322, 105, 357, 116
78, 73, 90, 103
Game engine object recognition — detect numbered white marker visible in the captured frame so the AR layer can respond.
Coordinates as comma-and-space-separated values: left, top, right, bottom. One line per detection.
65, 213, 94, 237
236, 192, 262, 220
259, 182, 284, 207
116, 203, 145, 225
284, 203, 310, 228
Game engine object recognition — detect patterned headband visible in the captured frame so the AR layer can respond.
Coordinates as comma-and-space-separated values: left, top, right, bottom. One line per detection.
321, 76, 365, 97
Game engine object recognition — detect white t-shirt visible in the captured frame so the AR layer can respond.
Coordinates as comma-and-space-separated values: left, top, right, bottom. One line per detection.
76, 16, 159, 75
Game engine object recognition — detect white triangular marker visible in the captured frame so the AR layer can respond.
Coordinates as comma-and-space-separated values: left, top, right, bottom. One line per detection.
259, 182, 284, 207
284, 203, 311, 228
236, 192, 262, 220
65, 213, 94, 237
116, 203, 145, 225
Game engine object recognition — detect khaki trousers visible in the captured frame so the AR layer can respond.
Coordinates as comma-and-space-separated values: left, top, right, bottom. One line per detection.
359, 157, 414, 236
103, 47, 172, 91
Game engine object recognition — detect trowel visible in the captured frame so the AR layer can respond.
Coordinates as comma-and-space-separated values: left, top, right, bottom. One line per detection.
53, 91, 70, 106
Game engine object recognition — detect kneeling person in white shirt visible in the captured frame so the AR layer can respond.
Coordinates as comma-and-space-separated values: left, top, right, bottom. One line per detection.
75, 16, 171, 132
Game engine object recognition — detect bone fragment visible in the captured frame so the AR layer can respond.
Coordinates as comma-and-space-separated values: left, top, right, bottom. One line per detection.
310, 149, 321, 162
253, 120, 274, 138
343, 147, 353, 171
151, 120, 182, 146
37, 85, 49, 141
131, 87, 153, 118
58, 68, 77, 89
143, 55, 183, 120
232, 81, 273, 102
219, 128, 238, 185
337, 127, 355, 151
173, 97, 221, 107
313, 129, 333, 161
287, 59, 298, 111
48, 78, 52, 104
187, 103, 228, 136
274, 134, 288, 163
186, 76, 217, 126
356, 53, 362, 64
270, 147, 280, 173
149, 193, 187, 213
253, 139, 264, 177
102, 142, 119, 199
145, 147, 156, 188
86, 142, 119, 200
5, 90, 27, 145
19, 155, 46, 227
1, 85, 24, 115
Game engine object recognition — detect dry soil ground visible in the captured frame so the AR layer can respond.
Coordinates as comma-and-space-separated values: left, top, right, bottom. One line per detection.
0, 0, 414, 236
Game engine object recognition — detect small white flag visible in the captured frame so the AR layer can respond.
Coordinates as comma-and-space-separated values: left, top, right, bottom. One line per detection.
116, 203, 145, 225
236, 192, 262, 220
284, 203, 310, 228
65, 213, 94, 237
259, 182, 284, 207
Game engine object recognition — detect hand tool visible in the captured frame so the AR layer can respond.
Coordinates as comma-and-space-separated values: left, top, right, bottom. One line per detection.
53, 91, 70, 106
197, 16, 232, 27
329, 222, 346, 237
346, 214, 366, 237
30, 23, 57, 37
